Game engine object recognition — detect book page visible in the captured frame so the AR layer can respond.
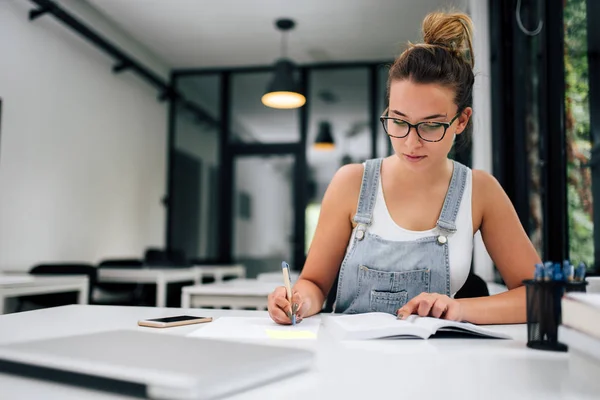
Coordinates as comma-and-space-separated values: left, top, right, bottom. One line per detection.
328, 312, 399, 332
417, 318, 512, 339
187, 316, 320, 340
566, 292, 600, 309
326, 313, 432, 340
326, 313, 511, 340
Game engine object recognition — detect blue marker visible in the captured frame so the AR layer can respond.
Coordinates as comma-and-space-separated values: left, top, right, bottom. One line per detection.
543, 261, 554, 281
563, 260, 574, 282
553, 262, 564, 281
534, 263, 545, 281
575, 262, 587, 282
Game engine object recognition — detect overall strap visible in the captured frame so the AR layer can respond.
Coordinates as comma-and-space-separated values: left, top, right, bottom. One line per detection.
436, 161, 469, 235
353, 158, 383, 225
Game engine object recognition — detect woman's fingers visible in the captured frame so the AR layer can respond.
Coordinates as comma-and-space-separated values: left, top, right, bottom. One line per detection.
267, 286, 293, 324
397, 293, 461, 321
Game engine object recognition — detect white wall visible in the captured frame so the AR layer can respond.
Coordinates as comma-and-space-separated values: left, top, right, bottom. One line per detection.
174, 113, 219, 258
469, 0, 495, 281
234, 158, 293, 260
0, 1, 169, 270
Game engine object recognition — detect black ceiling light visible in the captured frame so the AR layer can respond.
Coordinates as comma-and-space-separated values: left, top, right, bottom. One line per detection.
314, 121, 335, 150
261, 18, 306, 109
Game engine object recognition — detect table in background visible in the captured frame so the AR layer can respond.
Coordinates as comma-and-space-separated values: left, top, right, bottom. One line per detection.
0, 275, 88, 314
97, 267, 198, 308
193, 264, 246, 283
181, 279, 277, 310
256, 271, 299, 283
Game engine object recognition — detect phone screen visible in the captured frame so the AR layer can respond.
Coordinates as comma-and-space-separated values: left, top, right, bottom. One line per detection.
146, 315, 207, 323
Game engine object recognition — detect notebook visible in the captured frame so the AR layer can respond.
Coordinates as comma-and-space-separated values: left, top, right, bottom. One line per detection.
561, 292, 600, 341
0, 330, 314, 400
326, 313, 512, 340
188, 316, 321, 340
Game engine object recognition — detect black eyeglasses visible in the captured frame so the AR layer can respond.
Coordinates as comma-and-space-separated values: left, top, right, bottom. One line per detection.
379, 110, 462, 142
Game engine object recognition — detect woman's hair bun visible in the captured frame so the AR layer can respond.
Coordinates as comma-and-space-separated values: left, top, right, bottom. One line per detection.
422, 12, 474, 68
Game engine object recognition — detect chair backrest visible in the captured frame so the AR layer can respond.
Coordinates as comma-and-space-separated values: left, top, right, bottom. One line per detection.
454, 272, 490, 299
144, 248, 189, 267
29, 263, 97, 303
98, 259, 143, 268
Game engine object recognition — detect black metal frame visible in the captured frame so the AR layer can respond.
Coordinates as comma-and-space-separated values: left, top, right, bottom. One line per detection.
171, 62, 396, 269
587, 0, 600, 273
489, 0, 600, 274
541, 0, 568, 264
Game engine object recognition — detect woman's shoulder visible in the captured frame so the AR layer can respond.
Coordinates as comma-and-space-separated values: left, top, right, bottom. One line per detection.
329, 162, 365, 195
471, 168, 508, 211
471, 169, 502, 192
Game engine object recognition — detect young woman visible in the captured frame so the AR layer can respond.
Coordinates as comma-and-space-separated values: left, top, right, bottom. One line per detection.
268, 11, 540, 325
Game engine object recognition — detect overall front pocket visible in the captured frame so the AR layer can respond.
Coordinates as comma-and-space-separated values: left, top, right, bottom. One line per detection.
348, 265, 431, 315
370, 290, 408, 314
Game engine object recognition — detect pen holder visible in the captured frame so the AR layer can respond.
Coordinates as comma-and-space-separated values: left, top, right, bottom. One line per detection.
523, 279, 588, 352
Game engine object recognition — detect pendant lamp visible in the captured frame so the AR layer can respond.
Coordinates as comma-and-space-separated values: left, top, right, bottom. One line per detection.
261, 18, 306, 109
314, 121, 335, 150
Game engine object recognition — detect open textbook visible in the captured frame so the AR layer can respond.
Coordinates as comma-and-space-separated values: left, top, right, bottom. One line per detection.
326, 312, 511, 340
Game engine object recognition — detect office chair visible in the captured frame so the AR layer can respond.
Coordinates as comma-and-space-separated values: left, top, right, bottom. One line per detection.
17, 263, 97, 311
142, 248, 194, 307
96, 259, 145, 305
454, 272, 490, 299
144, 248, 189, 267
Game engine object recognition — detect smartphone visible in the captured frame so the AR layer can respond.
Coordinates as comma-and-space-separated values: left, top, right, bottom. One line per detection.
138, 315, 213, 328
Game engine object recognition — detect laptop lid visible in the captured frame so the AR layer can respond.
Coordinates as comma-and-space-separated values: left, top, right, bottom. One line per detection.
0, 330, 314, 400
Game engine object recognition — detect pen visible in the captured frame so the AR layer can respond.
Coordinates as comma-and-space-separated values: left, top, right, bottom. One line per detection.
281, 261, 296, 325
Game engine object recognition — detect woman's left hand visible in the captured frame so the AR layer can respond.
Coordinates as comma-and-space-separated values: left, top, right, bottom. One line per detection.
396, 292, 463, 321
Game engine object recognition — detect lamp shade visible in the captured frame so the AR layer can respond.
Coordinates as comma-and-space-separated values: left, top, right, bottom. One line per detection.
314, 121, 335, 150
261, 59, 306, 109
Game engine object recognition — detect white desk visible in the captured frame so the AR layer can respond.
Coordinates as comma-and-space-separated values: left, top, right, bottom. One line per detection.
97, 268, 197, 308
257, 271, 300, 282
0, 275, 89, 314
193, 264, 246, 283
0, 304, 593, 400
181, 279, 277, 310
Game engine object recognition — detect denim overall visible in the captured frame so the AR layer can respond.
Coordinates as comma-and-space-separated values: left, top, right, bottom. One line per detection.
333, 158, 468, 315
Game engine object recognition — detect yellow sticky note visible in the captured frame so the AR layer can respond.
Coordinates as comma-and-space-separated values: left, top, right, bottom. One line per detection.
265, 329, 317, 339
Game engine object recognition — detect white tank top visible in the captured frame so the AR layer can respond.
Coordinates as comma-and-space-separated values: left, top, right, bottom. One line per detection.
348, 168, 474, 297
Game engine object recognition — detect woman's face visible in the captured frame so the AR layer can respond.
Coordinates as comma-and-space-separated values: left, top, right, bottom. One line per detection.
386, 79, 471, 172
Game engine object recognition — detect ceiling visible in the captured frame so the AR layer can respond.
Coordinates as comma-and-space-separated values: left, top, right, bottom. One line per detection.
85, 0, 469, 69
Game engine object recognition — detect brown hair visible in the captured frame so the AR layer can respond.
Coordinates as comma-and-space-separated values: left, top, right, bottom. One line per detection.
387, 12, 475, 141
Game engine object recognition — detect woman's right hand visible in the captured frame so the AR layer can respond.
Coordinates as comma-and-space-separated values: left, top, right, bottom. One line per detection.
267, 286, 309, 325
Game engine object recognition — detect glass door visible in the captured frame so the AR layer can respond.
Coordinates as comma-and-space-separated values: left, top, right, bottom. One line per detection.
564, 0, 596, 272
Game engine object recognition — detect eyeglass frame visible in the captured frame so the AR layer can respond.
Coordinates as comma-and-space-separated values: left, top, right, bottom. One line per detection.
379, 108, 463, 143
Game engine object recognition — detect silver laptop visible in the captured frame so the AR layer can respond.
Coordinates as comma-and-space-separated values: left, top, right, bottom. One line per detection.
0, 330, 314, 400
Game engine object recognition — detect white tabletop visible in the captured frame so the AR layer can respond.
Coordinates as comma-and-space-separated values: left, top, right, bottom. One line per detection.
0, 275, 87, 288
182, 279, 279, 296
97, 267, 198, 282
0, 305, 591, 399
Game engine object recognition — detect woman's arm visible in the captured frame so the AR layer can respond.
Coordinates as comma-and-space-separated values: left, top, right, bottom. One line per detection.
458, 170, 540, 324
295, 163, 363, 317
267, 163, 363, 323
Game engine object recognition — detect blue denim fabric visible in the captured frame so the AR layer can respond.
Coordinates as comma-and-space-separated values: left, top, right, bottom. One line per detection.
333, 158, 468, 315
